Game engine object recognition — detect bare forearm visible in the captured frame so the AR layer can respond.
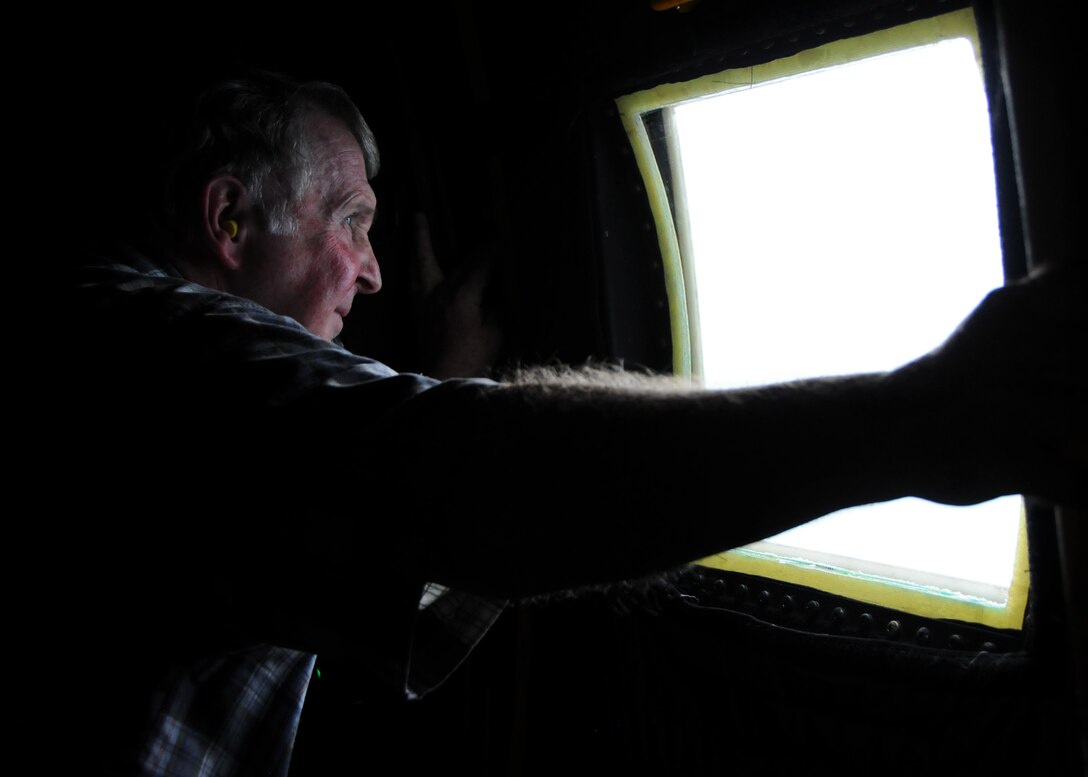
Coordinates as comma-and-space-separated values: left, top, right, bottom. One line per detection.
381, 365, 959, 598
390, 266, 1087, 599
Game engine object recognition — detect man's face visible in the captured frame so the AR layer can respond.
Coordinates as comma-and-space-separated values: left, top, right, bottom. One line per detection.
239, 111, 382, 341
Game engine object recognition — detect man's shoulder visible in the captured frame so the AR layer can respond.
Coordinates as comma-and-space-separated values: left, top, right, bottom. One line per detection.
61, 244, 448, 408
69, 244, 311, 346
71, 245, 221, 308
66, 244, 218, 326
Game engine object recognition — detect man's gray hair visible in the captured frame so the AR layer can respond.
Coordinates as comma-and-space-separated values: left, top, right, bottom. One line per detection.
164, 70, 380, 241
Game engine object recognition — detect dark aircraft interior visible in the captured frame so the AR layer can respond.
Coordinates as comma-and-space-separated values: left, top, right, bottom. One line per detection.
65, 0, 1084, 774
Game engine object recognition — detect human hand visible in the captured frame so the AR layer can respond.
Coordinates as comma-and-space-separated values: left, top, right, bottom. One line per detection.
900, 262, 1087, 507
412, 213, 505, 379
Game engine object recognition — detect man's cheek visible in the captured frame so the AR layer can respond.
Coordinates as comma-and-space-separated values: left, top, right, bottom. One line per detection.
333, 251, 360, 295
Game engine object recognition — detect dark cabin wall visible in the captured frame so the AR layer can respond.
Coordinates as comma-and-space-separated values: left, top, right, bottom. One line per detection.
62, 4, 615, 373
364, 3, 1084, 775
58, 1, 1084, 774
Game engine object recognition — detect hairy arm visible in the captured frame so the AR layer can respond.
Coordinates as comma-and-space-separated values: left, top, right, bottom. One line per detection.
371, 264, 1086, 599
64, 255, 1083, 626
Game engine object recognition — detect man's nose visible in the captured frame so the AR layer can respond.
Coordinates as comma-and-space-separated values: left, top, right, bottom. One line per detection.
356, 245, 382, 294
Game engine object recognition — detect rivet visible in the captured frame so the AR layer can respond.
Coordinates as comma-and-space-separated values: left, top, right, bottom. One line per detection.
981, 641, 997, 653
805, 600, 820, 617
859, 613, 873, 631
758, 589, 771, 606
948, 634, 964, 649
915, 627, 931, 645
886, 619, 901, 638
735, 583, 749, 601
779, 595, 794, 612
831, 606, 846, 623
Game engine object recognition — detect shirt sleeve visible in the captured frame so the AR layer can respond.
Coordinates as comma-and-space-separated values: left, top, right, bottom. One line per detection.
407, 583, 507, 699
65, 253, 507, 703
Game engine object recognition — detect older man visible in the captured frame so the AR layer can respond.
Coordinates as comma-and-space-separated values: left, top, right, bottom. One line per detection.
58, 70, 1085, 776
62, 73, 508, 777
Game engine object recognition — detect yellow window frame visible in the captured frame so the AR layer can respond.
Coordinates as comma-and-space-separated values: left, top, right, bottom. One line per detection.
614, 7, 1029, 631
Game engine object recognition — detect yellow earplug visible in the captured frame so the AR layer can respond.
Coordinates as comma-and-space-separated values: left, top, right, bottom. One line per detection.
224, 219, 239, 239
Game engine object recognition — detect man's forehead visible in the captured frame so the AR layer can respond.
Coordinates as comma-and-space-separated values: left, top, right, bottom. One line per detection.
303, 112, 375, 205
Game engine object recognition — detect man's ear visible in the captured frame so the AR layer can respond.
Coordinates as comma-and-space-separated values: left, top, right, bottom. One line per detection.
200, 176, 251, 271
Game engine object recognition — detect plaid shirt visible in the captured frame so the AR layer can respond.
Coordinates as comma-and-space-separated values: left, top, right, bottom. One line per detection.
136, 587, 504, 777
67, 250, 506, 776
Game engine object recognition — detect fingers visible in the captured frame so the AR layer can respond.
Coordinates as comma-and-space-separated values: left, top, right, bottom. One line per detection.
414, 212, 444, 297
452, 248, 498, 313
413, 212, 499, 310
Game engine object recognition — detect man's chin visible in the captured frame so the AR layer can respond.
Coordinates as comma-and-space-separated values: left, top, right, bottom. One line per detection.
325, 317, 344, 342
306, 314, 342, 342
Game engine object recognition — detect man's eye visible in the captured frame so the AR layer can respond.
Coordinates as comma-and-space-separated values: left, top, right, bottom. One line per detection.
343, 214, 354, 227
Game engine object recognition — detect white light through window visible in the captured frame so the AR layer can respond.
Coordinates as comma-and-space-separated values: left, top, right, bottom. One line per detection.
671, 36, 1022, 601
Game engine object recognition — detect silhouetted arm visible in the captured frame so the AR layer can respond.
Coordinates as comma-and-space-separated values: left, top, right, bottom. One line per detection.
370, 263, 1086, 598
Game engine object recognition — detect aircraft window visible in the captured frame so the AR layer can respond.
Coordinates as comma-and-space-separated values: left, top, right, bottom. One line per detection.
616, 7, 1027, 630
